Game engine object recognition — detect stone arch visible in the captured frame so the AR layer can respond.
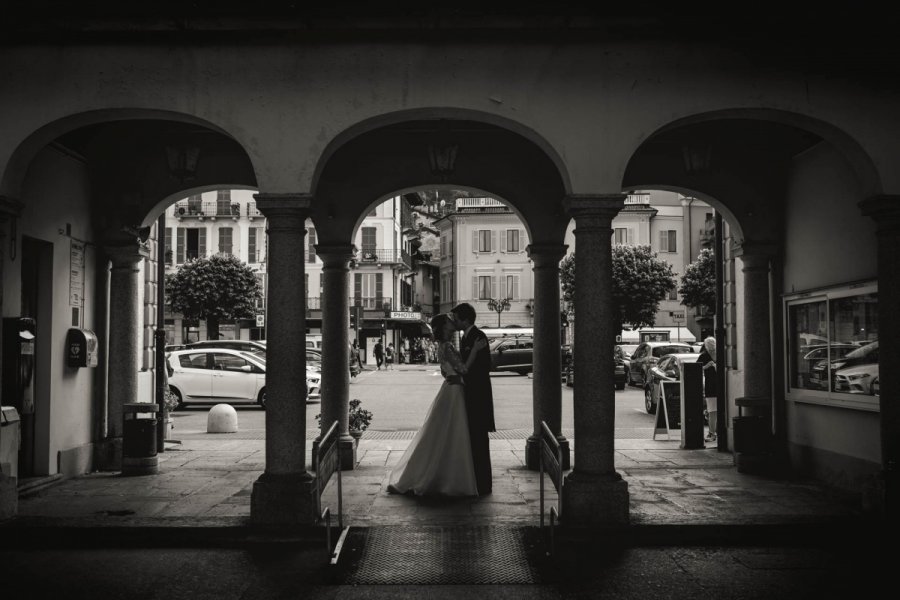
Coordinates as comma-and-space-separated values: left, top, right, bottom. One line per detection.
1, 108, 255, 203
310, 110, 571, 246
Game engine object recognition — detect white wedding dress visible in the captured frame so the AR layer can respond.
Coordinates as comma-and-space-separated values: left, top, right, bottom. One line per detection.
387, 342, 478, 496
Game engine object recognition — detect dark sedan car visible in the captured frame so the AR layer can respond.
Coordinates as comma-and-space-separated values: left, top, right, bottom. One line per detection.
809, 340, 878, 391
564, 349, 627, 390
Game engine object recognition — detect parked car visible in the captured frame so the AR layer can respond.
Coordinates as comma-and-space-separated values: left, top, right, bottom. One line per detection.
643, 352, 700, 414
166, 348, 320, 409
615, 344, 635, 383
627, 341, 695, 387
809, 340, 878, 391
187, 339, 268, 354
797, 344, 856, 386
565, 349, 626, 390
490, 336, 534, 375
834, 363, 879, 395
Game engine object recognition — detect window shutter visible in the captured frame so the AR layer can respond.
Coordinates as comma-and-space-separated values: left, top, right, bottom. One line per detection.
308, 228, 317, 263
500, 276, 508, 298
198, 228, 207, 257
248, 228, 256, 262
491, 276, 498, 298
670, 230, 676, 252
500, 230, 507, 253
659, 231, 666, 252
513, 275, 520, 300
304, 228, 310, 262
491, 230, 497, 253
473, 230, 479, 253
472, 276, 478, 299
520, 229, 526, 252
176, 227, 185, 263
627, 229, 633, 244
305, 273, 309, 299
354, 273, 362, 301
375, 272, 383, 303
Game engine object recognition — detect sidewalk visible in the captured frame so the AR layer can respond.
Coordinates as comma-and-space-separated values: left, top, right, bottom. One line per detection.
7, 430, 864, 537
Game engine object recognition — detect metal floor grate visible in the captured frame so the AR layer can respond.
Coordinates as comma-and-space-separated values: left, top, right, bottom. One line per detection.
340, 526, 539, 584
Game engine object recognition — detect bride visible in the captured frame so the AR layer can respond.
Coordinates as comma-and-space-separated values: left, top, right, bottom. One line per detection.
387, 313, 487, 496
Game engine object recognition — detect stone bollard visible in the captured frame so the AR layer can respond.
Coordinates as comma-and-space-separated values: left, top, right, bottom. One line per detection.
207, 404, 238, 433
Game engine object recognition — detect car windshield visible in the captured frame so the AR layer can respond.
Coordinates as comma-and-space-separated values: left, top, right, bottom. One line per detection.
247, 349, 266, 362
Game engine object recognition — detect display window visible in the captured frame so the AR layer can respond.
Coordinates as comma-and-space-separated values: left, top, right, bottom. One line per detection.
785, 282, 878, 410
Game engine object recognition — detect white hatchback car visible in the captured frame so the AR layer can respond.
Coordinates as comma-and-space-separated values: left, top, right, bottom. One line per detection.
166, 348, 320, 409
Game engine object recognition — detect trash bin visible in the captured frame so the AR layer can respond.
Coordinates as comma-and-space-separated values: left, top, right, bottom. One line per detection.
122, 403, 159, 476
1, 406, 21, 520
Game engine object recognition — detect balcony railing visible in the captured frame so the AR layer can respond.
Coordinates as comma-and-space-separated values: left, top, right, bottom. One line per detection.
624, 193, 651, 205
173, 200, 241, 219
455, 197, 506, 208
350, 296, 393, 311
356, 248, 412, 269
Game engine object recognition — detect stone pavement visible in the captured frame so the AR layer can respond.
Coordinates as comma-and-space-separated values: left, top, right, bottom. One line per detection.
9, 430, 863, 532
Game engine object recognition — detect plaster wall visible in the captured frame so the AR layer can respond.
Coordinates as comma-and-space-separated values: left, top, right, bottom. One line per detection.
15, 145, 97, 475
2, 41, 899, 203
781, 141, 880, 486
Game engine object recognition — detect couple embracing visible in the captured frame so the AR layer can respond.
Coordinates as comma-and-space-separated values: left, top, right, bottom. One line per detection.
387, 303, 495, 497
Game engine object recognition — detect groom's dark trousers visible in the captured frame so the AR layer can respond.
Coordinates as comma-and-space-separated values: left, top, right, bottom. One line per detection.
460, 326, 496, 494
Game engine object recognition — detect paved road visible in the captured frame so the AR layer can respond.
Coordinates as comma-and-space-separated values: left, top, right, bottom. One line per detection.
170, 366, 655, 435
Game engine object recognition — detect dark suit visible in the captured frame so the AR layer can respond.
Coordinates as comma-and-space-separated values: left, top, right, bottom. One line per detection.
460, 326, 495, 494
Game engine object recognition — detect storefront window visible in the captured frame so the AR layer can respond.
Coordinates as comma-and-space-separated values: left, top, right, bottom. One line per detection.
785, 283, 878, 409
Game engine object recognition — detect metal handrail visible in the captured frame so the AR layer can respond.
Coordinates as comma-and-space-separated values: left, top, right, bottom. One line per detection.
539, 420, 563, 555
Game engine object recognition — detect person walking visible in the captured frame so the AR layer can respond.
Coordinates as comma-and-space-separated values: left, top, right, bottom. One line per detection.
373, 339, 385, 371
350, 340, 363, 378
385, 342, 395, 370
450, 302, 496, 495
697, 336, 718, 443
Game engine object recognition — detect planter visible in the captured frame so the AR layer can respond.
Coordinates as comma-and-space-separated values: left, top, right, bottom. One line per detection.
163, 417, 175, 440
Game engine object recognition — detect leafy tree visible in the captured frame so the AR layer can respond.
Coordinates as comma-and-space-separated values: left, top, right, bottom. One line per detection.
166, 254, 262, 340
678, 248, 716, 315
560, 245, 677, 330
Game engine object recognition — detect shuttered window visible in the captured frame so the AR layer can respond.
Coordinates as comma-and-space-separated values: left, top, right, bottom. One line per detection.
307, 227, 317, 263
218, 227, 233, 255
473, 229, 494, 253
501, 274, 520, 300
659, 230, 677, 252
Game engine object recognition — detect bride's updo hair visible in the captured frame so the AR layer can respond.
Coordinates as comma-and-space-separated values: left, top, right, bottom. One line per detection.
430, 313, 452, 342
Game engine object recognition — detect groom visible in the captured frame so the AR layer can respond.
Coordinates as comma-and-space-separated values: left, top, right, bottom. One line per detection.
451, 302, 496, 495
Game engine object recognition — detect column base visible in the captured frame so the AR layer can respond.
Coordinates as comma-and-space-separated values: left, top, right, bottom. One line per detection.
734, 451, 773, 475
0, 473, 16, 521
561, 471, 629, 527
93, 437, 123, 471
524, 435, 570, 471
250, 471, 318, 526
311, 435, 358, 472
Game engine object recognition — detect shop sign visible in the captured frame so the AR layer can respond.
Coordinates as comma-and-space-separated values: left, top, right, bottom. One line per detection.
390, 311, 422, 321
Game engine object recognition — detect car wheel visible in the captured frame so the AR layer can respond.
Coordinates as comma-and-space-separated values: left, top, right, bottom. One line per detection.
257, 387, 266, 409
169, 386, 185, 410
645, 385, 656, 414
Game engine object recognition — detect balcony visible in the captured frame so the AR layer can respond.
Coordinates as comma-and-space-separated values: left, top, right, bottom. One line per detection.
173, 200, 242, 220
350, 296, 393, 312
356, 248, 412, 269
624, 193, 650, 206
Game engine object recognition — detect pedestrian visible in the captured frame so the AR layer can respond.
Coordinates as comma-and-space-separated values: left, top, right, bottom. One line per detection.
374, 339, 385, 371
350, 340, 363, 378
400, 337, 408, 364
697, 336, 717, 443
385, 342, 395, 370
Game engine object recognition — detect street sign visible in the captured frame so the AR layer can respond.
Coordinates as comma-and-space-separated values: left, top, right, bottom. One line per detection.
255, 314, 265, 327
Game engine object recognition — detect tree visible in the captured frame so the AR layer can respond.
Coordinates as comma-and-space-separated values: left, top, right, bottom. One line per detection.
166, 254, 262, 340
560, 245, 677, 330
678, 248, 716, 315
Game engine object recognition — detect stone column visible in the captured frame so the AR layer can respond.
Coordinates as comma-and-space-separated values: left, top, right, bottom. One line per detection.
860, 195, 900, 521
250, 194, 317, 525
525, 243, 569, 470
315, 244, 357, 470
0, 196, 22, 521
732, 241, 777, 474
561, 194, 629, 527
102, 242, 150, 469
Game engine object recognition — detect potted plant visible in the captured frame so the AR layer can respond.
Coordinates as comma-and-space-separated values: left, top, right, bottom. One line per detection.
162, 388, 180, 439
315, 398, 372, 441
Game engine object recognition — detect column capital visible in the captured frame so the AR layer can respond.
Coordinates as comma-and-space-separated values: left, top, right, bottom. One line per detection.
0, 195, 23, 219
315, 243, 357, 266
563, 194, 627, 220
859, 194, 900, 233
253, 193, 313, 224
732, 239, 779, 261
527, 243, 568, 266
104, 242, 150, 267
